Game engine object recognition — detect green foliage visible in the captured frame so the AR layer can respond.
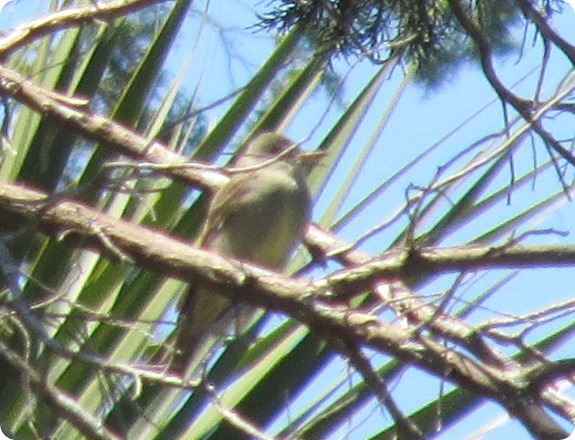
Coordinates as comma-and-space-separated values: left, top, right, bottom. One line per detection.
260, 0, 545, 84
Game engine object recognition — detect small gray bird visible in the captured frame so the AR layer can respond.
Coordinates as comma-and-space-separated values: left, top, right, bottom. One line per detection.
172, 132, 319, 375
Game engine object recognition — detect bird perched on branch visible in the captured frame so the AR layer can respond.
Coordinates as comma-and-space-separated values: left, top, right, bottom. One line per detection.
172, 132, 321, 376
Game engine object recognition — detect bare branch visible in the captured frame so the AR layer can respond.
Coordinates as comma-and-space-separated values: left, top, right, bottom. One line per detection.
0, 181, 575, 436
448, 0, 575, 175
0, 0, 168, 59
0, 339, 122, 440
0, 64, 226, 192
4, 182, 575, 304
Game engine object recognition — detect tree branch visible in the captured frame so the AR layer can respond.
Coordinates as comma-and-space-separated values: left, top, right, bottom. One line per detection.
1, 180, 575, 437
0, 64, 225, 193
515, 0, 575, 66
3, 182, 575, 303
0, 0, 168, 59
0, 339, 122, 440
448, 0, 575, 173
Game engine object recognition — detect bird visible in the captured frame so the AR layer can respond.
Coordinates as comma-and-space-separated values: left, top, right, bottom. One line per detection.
171, 132, 320, 376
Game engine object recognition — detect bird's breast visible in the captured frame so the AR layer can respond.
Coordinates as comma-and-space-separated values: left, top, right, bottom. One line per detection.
208, 171, 310, 269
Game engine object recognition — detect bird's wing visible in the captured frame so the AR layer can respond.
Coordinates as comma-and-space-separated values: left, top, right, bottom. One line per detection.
196, 173, 258, 246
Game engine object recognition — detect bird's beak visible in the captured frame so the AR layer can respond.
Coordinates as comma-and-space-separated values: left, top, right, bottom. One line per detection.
297, 150, 325, 163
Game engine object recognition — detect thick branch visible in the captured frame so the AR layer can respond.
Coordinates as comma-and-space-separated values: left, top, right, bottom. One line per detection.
3, 182, 575, 300
0, 64, 225, 192
322, 243, 575, 296
1, 181, 573, 436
